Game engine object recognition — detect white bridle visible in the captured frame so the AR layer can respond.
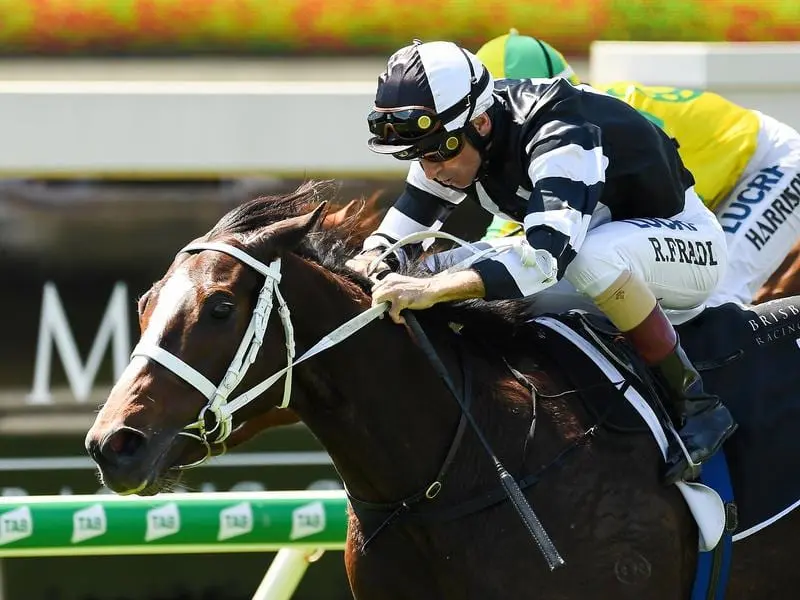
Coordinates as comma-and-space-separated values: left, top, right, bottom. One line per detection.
129, 230, 504, 468
130, 241, 387, 467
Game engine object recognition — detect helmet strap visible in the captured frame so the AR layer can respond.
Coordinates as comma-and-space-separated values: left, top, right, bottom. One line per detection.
466, 121, 492, 181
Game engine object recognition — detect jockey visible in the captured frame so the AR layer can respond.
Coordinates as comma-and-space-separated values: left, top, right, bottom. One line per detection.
345, 39, 737, 485
478, 29, 800, 307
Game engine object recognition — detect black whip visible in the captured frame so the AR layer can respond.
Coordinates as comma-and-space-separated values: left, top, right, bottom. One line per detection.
402, 310, 565, 571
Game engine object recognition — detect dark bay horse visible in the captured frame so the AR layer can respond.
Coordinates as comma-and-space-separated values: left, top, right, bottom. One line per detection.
85, 181, 800, 599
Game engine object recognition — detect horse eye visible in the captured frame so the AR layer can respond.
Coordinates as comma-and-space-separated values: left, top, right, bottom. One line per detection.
210, 301, 235, 319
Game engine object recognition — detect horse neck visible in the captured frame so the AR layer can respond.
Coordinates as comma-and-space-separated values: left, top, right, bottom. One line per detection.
268, 255, 470, 502
272, 254, 569, 505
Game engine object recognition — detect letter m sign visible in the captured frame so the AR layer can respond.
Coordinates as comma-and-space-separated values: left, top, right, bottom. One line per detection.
28, 282, 130, 404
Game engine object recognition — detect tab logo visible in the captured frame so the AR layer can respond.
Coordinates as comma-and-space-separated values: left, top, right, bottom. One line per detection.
0, 506, 33, 546
290, 501, 326, 540
72, 504, 107, 543
218, 502, 253, 541
145, 503, 181, 542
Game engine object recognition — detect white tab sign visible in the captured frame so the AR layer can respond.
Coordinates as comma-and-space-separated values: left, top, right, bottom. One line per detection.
145, 503, 181, 542
290, 501, 326, 540
72, 504, 107, 543
217, 502, 253, 541
0, 506, 33, 546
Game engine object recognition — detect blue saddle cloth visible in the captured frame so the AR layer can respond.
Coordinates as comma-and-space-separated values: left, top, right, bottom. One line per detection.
691, 450, 735, 600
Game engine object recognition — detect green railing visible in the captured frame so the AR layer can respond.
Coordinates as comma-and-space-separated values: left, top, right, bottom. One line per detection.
0, 491, 349, 600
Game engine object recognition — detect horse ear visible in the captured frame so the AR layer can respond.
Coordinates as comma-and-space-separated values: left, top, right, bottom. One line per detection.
246, 202, 328, 254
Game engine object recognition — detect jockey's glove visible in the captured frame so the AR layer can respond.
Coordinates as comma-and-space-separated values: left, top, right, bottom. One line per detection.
345, 249, 393, 281
514, 245, 559, 288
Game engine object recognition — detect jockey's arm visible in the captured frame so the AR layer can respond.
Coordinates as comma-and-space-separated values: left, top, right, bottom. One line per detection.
369, 112, 607, 321
469, 117, 606, 300
346, 162, 466, 277
425, 269, 487, 303
372, 268, 486, 324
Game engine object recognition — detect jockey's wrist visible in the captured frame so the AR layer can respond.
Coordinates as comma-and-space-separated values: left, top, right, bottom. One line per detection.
429, 269, 486, 303
358, 246, 406, 272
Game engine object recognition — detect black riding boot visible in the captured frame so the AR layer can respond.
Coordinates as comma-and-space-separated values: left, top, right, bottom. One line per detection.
654, 341, 738, 485
623, 304, 738, 485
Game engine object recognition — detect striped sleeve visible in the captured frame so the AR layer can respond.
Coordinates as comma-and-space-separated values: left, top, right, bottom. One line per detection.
471, 117, 608, 300
523, 117, 608, 270
363, 162, 467, 252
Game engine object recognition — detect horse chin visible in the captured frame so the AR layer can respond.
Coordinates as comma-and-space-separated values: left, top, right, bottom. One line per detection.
136, 470, 184, 496
121, 466, 185, 497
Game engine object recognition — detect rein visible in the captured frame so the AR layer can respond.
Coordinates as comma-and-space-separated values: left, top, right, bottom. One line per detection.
348, 328, 608, 563
400, 313, 562, 570
347, 340, 474, 549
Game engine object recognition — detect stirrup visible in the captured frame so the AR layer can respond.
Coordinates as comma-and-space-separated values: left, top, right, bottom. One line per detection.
662, 415, 738, 485
663, 443, 703, 485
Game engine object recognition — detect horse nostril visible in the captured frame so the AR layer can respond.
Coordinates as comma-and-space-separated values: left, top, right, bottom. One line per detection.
97, 427, 148, 467
86, 436, 102, 464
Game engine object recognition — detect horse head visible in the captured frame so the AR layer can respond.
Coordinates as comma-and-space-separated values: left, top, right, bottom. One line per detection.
85, 181, 368, 494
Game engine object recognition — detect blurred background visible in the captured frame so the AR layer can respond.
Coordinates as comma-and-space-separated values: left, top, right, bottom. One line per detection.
0, 1, 798, 599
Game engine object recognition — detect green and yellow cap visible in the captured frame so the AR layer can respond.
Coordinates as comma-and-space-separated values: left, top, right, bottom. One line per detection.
476, 29, 580, 85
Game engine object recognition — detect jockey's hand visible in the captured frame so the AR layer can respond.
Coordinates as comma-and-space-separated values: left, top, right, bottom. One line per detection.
371, 274, 438, 324
345, 250, 391, 281
371, 270, 487, 325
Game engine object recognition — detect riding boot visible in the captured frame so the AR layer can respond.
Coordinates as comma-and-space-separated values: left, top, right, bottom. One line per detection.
623, 304, 738, 485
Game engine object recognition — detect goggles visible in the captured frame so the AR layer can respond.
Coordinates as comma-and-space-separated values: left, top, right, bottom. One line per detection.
367, 106, 442, 142
392, 131, 465, 163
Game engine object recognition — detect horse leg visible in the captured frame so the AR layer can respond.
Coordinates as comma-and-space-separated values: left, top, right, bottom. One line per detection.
728, 508, 800, 598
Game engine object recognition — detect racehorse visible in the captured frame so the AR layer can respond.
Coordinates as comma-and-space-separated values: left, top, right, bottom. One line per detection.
85, 181, 800, 599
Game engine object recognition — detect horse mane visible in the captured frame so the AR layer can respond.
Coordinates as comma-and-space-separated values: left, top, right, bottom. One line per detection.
204, 180, 535, 344
206, 179, 344, 242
